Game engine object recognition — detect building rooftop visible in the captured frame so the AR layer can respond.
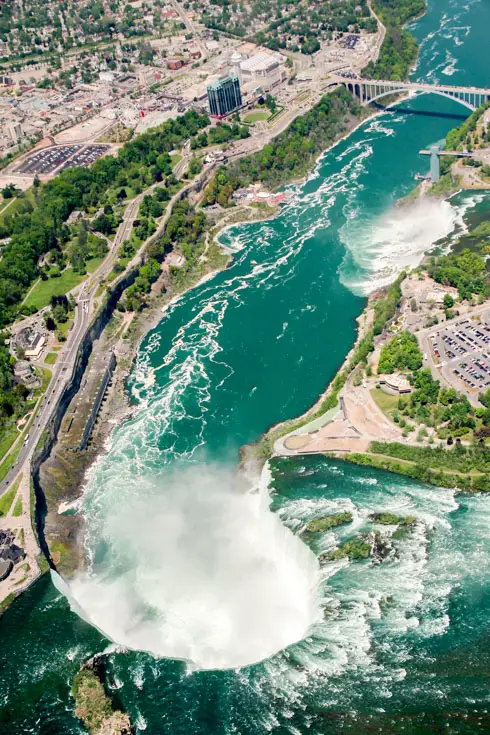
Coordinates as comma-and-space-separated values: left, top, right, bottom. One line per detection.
240, 52, 280, 73
207, 74, 239, 89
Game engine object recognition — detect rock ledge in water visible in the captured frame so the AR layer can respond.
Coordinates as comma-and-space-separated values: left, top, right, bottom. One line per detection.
73, 664, 134, 735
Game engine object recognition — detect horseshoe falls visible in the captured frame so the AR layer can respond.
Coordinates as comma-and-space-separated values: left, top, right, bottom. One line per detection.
3, 0, 490, 733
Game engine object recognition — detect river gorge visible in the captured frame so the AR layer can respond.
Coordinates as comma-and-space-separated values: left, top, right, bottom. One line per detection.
2, 0, 490, 732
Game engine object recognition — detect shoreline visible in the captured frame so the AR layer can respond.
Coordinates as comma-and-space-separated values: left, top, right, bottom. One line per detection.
263, 189, 490, 490
36, 89, 444, 578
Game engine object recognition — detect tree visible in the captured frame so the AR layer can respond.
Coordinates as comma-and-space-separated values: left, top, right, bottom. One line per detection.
378, 332, 423, 374
92, 213, 116, 236
265, 94, 277, 114
44, 314, 56, 331
443, 293, 454, 309
52, 304, 68, 323
1, 183, 17, 199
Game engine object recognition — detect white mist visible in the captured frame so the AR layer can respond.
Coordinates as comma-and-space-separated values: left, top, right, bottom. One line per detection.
55, 465, 320, 670
340, 197, 459, 295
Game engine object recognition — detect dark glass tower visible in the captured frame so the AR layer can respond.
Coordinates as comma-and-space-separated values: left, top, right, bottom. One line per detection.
207, 75, 242, 117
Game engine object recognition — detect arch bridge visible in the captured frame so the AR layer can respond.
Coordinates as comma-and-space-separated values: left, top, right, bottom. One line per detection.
339, 77, 490, 111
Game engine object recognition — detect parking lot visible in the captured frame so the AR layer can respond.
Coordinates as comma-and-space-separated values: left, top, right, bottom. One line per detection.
14, 144, 110, 174
428, 313, 490, 395
57, 144, 110, 171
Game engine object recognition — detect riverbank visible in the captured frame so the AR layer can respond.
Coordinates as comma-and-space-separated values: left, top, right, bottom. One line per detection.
265, 195, 490, 491
32, 86, 387, 578
36, 199, 291, 574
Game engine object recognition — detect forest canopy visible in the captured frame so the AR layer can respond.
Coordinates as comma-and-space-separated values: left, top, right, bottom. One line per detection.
363, 0, 425, 81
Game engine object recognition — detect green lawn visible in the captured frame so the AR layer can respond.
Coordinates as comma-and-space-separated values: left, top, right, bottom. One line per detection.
0, 483, 17, 516
56, 316, 73, 339
23, 269, 84, 311
44, 352, 58, 365
0, 422, 19, 462
12, 495, 22, 517
243, 110, 270, 123
86, 255, 106, 273
171, 153, 182, 167
371, 387, 400, 416
35, 367, 52, 393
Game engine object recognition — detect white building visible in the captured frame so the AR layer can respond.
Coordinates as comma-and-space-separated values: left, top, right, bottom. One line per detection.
239, 52, 286, 93
8, 122, 23, 142
230, 50, 242, 83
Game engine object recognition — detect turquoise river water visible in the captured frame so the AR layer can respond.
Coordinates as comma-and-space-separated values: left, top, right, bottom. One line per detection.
2, 0, 490, 732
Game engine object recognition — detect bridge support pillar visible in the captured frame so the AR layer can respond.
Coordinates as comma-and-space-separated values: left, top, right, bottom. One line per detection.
430, 150, 440, 183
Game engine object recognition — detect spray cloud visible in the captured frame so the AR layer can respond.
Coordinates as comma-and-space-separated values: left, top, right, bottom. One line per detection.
56, 465, 320, 670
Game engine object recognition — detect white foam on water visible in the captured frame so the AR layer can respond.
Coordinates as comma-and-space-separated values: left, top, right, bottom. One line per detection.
59, 465, 321, 671
339, 197, 460, 296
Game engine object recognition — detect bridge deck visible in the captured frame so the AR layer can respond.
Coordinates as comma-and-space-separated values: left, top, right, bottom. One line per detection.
419, 150, 472, 157
334, 76, 490, 96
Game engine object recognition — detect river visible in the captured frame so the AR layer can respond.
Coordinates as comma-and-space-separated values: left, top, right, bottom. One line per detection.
2, 0, 490, 731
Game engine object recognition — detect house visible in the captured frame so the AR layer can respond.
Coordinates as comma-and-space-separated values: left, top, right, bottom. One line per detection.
167, 59, 184, 70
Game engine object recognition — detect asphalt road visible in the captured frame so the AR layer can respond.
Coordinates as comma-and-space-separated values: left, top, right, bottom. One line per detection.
0, 97, 340, 500
0, 191, 145, 496
0, 154, 201, 499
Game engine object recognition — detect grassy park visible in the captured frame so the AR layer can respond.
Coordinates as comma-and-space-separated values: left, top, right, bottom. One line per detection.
370, 387, 399, 418
243, 110, 270, 124
23, 270, 84, 311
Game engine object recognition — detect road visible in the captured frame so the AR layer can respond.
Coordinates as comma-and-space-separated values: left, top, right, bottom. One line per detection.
367, 0, 386, 66
0, 151, 201, 498
418, 303, 490, 407
0, 184, 145, 495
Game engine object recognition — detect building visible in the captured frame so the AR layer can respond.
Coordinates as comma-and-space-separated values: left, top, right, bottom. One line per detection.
167, 59, 184, 70
239, 52, 286, 93
0, 530, 25, 581
379, 373, 412, 395
430, 145, 441, 183
230, 50, 242, 83
15, 326, 47, 361
207, 74, 242, 118
24, 333, 46, 360
14, 360, 41, 389
8, 122, 23, 142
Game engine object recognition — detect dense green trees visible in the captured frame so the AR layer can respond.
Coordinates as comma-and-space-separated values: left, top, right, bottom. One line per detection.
190, 122, 249, 149
120, 199, 206, 310
371, 440, 490, 474
364, 0, 425, 81
378, 331, 422, 373
445, 103, 490, 151
0, 110, 209, 328
202, 88, 361, 206
410, 368, 439, 406
373, 275, 404, 335
428, 248, 489, 300
0, 338, 28, 427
